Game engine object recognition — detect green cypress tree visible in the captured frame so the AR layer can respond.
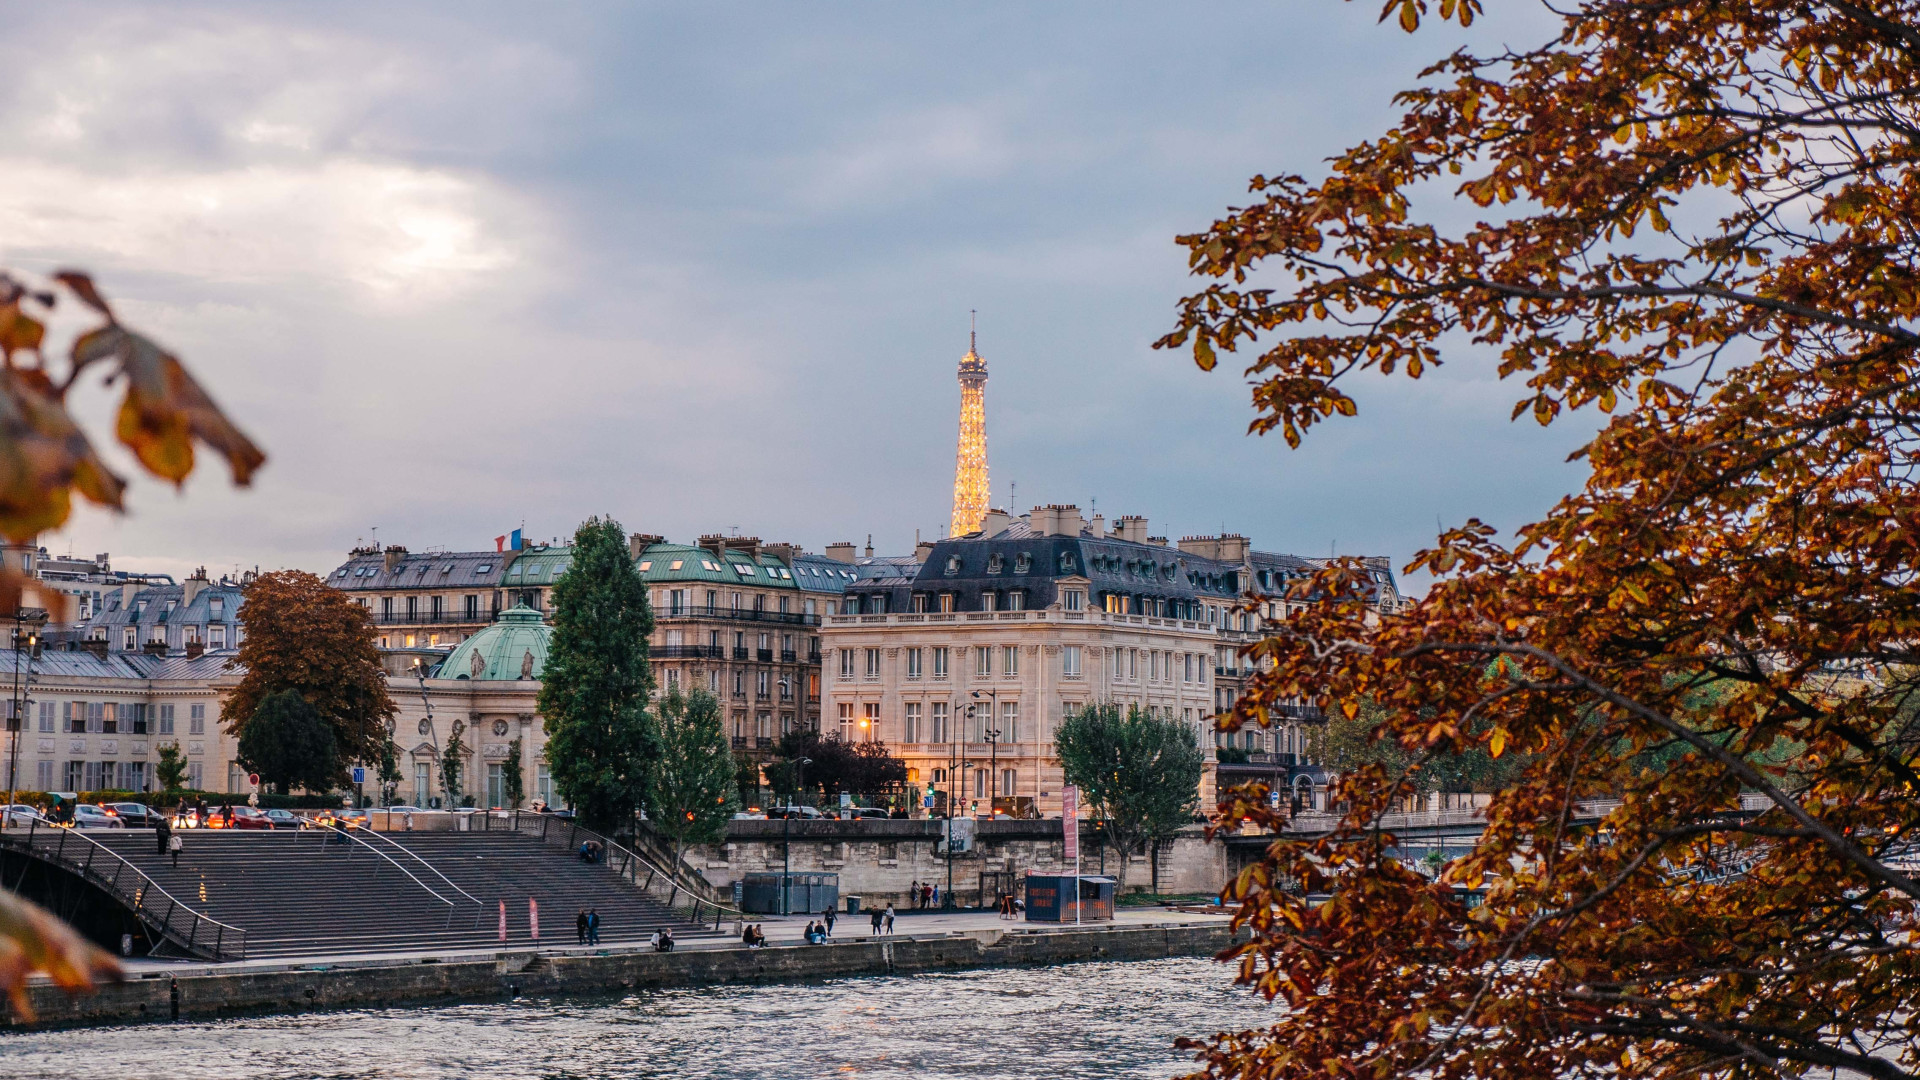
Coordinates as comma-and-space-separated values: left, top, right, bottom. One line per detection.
538, 516, 658, 834
649, 686, 741, 881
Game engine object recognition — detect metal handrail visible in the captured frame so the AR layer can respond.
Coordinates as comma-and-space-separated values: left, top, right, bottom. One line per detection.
310, 822, 458, 912
0, 819, 247, 961
491, 811, 748, 929
340, 823, 487, 911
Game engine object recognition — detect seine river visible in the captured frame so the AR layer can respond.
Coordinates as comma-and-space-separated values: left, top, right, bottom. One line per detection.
1, 957, 1270, 1080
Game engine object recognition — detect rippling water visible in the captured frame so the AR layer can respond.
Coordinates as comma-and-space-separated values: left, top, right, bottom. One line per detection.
1, 957, 1271, 1080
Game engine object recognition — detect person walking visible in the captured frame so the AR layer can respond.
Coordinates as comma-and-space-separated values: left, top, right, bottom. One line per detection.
869, 906, 882, 937
822, 907, 836, 938
921, 882, 932, 910
576, 908, 588, 946
587, 908, 601, 945
883, 903, 895, 936
154, 813, 171, 856
168, 829, 183, 867
908, 881, 918, 911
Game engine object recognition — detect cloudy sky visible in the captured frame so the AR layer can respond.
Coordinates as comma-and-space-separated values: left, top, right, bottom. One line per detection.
0, 2, 1590, 590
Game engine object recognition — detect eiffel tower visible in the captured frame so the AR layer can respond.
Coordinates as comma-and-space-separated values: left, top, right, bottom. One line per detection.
949, 316, 990, 538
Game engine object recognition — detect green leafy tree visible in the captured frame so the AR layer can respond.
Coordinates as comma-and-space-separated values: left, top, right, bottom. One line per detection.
154, 742, 189, 797
503, 738, 525, 809
1054, 703, 1203, 892
377, 737, 402, 807
733, 752, 763, 805
539, 516, 659, 833
236, 689, 338, 795
649, 687, 740, 879
772, 730, 909, 801
440, 724, 464, 805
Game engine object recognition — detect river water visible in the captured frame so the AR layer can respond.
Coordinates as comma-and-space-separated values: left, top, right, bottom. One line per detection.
1, 957, 1271, 1080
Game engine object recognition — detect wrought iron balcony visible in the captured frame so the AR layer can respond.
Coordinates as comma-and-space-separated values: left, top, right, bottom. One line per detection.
653, 645, 726, 660
371, 609, 498, 626
656, 604, 819, 626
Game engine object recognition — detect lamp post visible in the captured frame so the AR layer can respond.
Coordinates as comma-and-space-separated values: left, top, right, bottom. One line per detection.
4, 609, 32, 826
781, 756, 810, 916
970, 689, 1000, 816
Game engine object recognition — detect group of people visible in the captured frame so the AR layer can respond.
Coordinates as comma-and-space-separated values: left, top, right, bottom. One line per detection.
868, 904, 897, 936
152, 814, 184, 866
577, 839, 604, 864
574, 908, 602, 945
906, 880, 939, 909
741, 923, 770, 948
803, 919, 830, 944
647, 929, 675, 952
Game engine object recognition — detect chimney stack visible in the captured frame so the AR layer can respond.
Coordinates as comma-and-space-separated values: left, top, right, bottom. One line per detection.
182, 566, 210, 607
1116, 516, 1149, 544
979, 509, 1011, 538
1089, 514, 1107, 538
383, 545, 407, 573
630, 534, 665, 559
824, 542, 857, 563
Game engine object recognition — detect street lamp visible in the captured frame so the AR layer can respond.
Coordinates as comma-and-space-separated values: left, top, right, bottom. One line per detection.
781, 756, 811, 916
970, 690, 1001, 817
5, 610, 35, 827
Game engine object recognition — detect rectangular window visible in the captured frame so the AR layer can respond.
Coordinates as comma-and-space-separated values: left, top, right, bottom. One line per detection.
415, 762, 431, 803
1001, 701, 1019, 742
537, 765, 554, 807
65, 702, 81, 733
838, 702, 855, 740
1184, 654, 1194, 683
862, 702, 880, 740
1150, 651, 1160, 682
37, 759, 53, 790
670, 589, 687, 615
906, 648, 922, 678
1002, 645, 1018, 676
209, 624, 226, 649
1007, 591, 1023, 612
733, 670, 744, 696
1063, 645, 1082, 677
129, 703, 148, 735
709, 669, 721, 693
123, 626, 136, 651
1129, 649, 1138, 679
1064, 590, 1084, 612
864, 648, 881, 677
974, 769, 988, 799
37, 700, 53, 733
92, 702, 109, 734
931, 701, 949, 743
1000, 768, 1017, 799
939, 593, 954, 613
932, 647, 949, 677
982, 591, 996, 612
903, 702, 921, 743
975, 647, 991, 677
757, 670, 771, 697
158, 703, 175, 735
65, 760, 84, 790
465, 595, 479, 620
189, 703, 206, 735
839, 650, 855, 679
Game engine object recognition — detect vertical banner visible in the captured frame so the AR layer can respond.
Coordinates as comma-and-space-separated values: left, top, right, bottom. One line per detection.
498, 900, 507, 943
529, 897, 540, 942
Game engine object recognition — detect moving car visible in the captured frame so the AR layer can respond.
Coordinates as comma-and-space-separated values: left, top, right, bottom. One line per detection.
71, 804, 125, 829
226, 806, 273, 830
106, 802, 165, 828
766, 805, 823, 819
262, 808, 304, 829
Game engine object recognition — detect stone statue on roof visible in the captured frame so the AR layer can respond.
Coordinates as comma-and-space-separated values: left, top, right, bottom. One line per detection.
520, 649, 534, 680
470, 649, 486, 678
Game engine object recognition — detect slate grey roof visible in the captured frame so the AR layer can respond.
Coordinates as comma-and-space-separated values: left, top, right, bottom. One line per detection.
329, 549, 508, 591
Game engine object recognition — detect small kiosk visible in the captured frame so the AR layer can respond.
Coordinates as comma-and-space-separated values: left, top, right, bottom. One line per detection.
1023, 874, 1116, 923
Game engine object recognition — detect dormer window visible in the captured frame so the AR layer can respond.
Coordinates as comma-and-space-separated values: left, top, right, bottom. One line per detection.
1059, 552, 1075, 572
945, 556, 961, 575
987, 554, 1004, 574
1063, 589, 1085, 612
1014, 553, 1031, 573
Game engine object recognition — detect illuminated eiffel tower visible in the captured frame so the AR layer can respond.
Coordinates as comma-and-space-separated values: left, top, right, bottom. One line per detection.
949, 315, 990, 537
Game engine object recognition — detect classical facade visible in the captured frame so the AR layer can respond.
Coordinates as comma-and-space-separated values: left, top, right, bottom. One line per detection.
327, 544, 515, 650
0, 643, 238, 795
823, 506, 1402, 816
391, 606, 553, 808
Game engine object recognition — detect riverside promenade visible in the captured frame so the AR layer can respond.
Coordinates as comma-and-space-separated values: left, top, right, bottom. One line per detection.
11, 909, 1236, 1029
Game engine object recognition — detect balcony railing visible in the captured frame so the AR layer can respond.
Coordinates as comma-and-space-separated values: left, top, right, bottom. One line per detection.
733, 647, 749, 660
657, 605, 819, 626
371, 609, 498, 626
653, 645, 726, 660
756, 648, 773, 662
779, 650, 797, 662
731, 736, 747, 749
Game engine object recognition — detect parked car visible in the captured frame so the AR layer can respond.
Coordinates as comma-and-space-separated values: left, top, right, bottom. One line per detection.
71, 804, 125, 829
339, 809, 371, 828
386, 805, 423, 814
106, 802, 165, 828
226, 806, 273, 830
0, 804, 48, 826
263, 808, 304, 829
732, 810, 767, 820
840, 807, 889, 820
766, 805, 823, 819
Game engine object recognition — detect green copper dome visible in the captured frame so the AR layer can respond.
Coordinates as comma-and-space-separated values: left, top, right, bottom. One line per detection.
439, 605, 551, 681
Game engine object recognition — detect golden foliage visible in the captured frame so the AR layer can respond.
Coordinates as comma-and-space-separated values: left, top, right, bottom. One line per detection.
1169, 3, 1920, 1079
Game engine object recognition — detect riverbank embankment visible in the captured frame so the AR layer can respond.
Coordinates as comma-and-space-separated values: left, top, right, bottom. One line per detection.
8, 919, 1237, 1030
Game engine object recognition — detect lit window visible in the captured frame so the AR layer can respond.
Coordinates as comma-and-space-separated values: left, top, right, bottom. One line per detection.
637, 561, 652, 571
669, 560, 684, 571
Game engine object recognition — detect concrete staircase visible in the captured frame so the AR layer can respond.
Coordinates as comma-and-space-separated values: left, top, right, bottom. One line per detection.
88, 829, 717, 960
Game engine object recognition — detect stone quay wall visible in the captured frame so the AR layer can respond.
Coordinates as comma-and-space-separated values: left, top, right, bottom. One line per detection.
686, 820, 1228, 908
10, 922, 1237, 1029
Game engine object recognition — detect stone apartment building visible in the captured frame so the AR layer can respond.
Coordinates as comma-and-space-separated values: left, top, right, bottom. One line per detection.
823, 506, 1403, 817
327, 544, 514, 650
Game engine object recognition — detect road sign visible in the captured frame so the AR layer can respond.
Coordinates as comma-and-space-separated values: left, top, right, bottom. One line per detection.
1061, 785, 1079, 863
1269, 788, 1281, 811
839, 791, 852, 809
351, 766, 367, 785
247, 773, 259, 788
